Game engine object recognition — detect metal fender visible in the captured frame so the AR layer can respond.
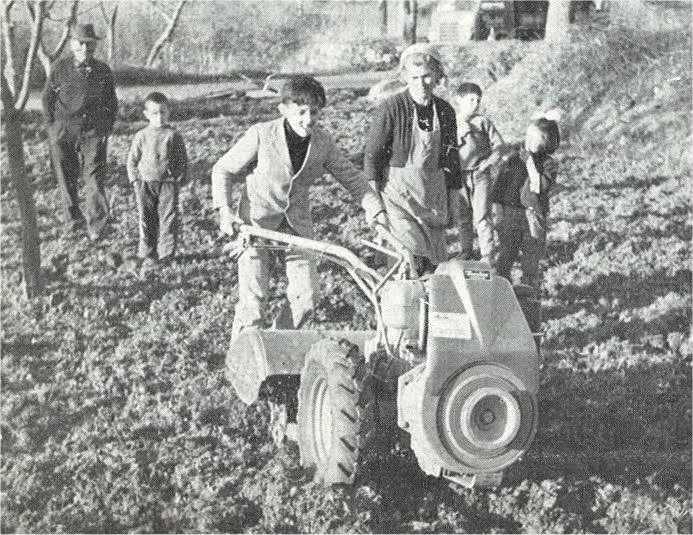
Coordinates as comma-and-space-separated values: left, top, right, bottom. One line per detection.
227, 329, 373, 405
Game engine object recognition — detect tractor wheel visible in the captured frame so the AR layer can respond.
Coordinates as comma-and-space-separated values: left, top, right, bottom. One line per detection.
297, 338, 375, 484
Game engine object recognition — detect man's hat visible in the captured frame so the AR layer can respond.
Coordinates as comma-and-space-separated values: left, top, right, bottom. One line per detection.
71, 23, 101, 42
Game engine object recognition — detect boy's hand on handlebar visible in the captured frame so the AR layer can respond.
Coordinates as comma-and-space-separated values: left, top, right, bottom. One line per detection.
223, 238, 246, 260
374, 211, 390, 230
219, 206, 242, 237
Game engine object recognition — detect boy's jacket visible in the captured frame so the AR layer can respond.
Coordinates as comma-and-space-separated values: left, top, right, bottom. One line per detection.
212, 118, 384, 238
492, 147, 558, 216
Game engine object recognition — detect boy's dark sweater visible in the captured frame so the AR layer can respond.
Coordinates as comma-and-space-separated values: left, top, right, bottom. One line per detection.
283, 119, 310, 174
492, 147, 558, 216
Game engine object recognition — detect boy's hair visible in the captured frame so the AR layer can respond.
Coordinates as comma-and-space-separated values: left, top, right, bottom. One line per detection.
144, 91, 169, 107
280, 76, 326, 108
456, 82, 482, 98
531, 118, 561, 155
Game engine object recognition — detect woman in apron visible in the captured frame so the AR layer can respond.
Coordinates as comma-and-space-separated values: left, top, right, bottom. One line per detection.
364, 44, 461, 275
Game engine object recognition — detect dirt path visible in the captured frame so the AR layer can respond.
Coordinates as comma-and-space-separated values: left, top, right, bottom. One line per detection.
24, 69, 396, 111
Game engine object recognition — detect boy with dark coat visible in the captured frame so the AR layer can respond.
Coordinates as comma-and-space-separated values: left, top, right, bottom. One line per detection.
493, 117, 560, 293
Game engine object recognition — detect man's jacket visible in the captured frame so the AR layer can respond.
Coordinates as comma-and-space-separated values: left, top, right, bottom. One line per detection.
42, 56, 118, 134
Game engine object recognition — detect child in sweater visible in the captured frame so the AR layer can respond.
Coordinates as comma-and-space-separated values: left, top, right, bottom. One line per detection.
492, 117, 560, 293
127, 92, 188, 268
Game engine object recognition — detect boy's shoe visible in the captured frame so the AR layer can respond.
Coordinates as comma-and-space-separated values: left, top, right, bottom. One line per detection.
87, 217, 113, 242
139, 257, 158, 277
63, 218, 86, 238
157, 255, 174, 267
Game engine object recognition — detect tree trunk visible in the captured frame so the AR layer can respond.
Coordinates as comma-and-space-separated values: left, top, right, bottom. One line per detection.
544, 0, 571, 42
470, 0, 485, 40
403, 0, 417, 44
145, 0, 187, 68
106, 3, 118, 66
379, 0, 388, 36
2, 0, 45, 297
3, 108, 44, 297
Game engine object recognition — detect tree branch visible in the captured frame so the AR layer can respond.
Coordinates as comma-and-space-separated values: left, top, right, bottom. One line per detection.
49, 0, 78, 58
145, 0, 187, 68
100, 0, 117, 65
16, 0, 45, 110
2, 0, 18, 99
149, 0, 172, 23
30, 0, 77, 77
0, 68, 17, 111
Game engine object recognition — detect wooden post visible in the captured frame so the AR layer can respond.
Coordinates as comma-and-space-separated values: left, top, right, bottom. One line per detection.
403, 0, 417, 44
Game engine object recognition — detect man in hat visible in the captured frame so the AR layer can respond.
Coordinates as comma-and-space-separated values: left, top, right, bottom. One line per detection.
43, 23, 118, 240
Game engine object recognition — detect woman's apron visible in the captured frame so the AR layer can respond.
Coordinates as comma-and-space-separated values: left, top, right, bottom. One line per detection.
382, 103, 449, 264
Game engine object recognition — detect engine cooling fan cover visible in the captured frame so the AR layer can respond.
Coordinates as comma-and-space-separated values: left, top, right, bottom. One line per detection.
437, 363, 537, 471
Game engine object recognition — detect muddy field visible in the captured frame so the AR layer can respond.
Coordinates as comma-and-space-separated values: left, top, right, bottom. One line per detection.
1, 24, 692, 534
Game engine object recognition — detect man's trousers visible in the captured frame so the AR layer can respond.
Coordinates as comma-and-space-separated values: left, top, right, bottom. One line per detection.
48, 122, 110, 235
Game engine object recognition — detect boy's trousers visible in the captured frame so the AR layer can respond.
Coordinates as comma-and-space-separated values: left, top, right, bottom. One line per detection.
48, 122, 110, 234
231, 222, 318, 340
495, 205, 547, 293
134, 181, 179, 260
458, 169, 496, 261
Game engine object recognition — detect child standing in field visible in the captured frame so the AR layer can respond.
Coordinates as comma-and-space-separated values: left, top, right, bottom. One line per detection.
492, 116, 560, 293
212, 75, 384, 339
127, 92, 188, 270
453, 82, 504, 265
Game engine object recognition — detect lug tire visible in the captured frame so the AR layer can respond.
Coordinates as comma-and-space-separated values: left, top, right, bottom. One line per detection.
297, 338, 375, 484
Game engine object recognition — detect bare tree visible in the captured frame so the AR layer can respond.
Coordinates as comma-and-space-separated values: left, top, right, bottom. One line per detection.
544, 0, 571, 42
403, 0, 417, 44
1, 0, 46, 297
379, 0, 388, 36
100, 0, 118, 67
25, 0, 78, 78
145, 0, 187, 68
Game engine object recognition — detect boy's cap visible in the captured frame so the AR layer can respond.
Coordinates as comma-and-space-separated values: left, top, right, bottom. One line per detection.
71, 23, 101, 42
399, 43, 442, 68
